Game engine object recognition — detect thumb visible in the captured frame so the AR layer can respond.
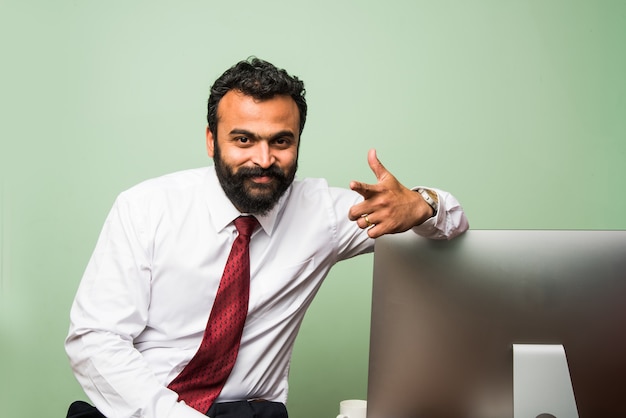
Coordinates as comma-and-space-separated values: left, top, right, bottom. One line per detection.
368, 149, 389, 182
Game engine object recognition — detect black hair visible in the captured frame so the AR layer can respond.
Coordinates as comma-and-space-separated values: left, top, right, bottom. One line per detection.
207, 57, 307, 138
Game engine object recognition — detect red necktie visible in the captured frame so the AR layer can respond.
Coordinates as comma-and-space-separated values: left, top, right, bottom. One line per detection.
168, 216, 259, 413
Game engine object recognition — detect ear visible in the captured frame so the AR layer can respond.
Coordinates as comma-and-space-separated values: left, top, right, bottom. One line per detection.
206, 126, 215, 158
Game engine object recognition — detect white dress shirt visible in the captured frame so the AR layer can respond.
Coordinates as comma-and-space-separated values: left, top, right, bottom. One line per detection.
65, 166, 468, 418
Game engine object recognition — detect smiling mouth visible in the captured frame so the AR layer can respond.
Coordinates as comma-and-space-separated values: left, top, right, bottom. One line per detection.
250, 175, 274, 184
244, 176, 278, 191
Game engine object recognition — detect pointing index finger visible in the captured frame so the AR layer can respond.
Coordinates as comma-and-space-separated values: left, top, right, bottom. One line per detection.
350, 180, 374, 199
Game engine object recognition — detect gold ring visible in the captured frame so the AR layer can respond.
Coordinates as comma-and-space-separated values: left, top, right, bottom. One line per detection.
362, 214, 373, 227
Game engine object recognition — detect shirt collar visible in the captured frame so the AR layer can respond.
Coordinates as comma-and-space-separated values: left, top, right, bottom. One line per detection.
204, 166, 291, 236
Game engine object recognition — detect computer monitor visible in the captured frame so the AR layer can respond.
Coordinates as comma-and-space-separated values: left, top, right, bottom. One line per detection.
367, 230, 626, 418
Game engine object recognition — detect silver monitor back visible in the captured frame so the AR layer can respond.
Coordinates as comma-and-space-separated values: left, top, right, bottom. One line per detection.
367, 230, 626, 418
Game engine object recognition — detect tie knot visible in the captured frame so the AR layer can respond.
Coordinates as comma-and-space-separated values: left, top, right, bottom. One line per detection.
234, 216, 259, 238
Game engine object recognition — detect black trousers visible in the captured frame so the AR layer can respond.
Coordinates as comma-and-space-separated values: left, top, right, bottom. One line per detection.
207, 400, 288, 418
66, 400, 288, 418
66, 402, 106, 418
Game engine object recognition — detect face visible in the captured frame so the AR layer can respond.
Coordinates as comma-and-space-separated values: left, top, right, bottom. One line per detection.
206, 90, 300, 215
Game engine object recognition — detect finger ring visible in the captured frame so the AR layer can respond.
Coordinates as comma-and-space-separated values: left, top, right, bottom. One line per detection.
362, 214, 373, 227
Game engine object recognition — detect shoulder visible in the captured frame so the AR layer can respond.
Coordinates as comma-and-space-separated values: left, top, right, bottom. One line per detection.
290, 176, 330, 192
286, 176, 361, 215
118, 167, 209, 199
111, 167, 211, 215
288, 176, 348, 204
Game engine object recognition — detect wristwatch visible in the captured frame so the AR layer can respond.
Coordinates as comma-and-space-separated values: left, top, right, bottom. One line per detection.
417, 187, 438, 217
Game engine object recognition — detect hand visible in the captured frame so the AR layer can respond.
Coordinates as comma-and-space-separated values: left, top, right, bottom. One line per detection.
348, 149, 434, 238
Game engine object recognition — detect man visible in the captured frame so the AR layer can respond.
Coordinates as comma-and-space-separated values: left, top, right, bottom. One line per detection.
65, 58, 469, 418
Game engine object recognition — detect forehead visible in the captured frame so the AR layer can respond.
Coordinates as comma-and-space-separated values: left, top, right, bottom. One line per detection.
216, 90, 300, 132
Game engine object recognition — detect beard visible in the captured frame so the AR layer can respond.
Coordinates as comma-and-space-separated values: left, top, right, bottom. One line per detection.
213, 143, 297, 216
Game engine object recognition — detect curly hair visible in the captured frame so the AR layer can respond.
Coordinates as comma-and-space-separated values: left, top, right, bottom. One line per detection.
207, 57, 307, 138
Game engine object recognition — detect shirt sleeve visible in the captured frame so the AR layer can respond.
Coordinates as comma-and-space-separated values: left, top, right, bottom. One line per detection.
64, 194, 206, 418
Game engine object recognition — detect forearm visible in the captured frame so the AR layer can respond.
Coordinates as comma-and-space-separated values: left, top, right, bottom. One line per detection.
65, 329, 205, 418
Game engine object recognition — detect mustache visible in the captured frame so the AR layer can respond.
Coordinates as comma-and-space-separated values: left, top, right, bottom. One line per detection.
235, 165, 287, 180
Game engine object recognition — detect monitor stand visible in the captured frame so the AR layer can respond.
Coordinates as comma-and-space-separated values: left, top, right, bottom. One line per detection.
513, 344, 579, 418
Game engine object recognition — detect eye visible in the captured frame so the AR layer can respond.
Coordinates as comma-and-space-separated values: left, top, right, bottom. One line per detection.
272, 137, 292, 148
235, 136, 251, 144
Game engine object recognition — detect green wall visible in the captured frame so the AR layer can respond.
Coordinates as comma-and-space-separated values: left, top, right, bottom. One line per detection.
1, 1, 624, 417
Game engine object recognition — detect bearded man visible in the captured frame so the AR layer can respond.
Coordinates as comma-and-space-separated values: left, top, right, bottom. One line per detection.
65, 57, 469, 418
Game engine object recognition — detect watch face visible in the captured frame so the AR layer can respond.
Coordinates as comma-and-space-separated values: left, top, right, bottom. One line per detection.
419, 189, 432, 204
418, 188, 438, 214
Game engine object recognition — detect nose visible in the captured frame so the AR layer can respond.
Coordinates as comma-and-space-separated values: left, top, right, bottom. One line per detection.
251, 142, 276, 169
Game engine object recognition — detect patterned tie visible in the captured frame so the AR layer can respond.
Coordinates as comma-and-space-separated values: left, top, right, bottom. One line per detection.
168, 216, 259, 413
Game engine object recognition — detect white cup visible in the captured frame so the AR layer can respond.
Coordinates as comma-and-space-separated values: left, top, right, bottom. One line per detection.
336, 399, 367, 418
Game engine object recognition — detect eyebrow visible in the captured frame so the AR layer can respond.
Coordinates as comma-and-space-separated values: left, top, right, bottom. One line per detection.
229, 128, 296, 141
